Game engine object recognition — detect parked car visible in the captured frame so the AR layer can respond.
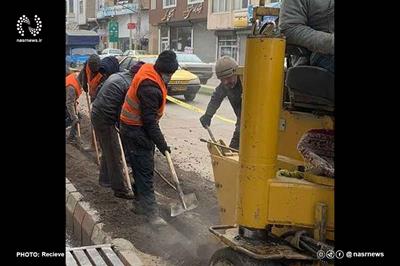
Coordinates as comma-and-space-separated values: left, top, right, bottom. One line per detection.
66, 47, 98, 69
175, 52, 213, 84
99, 48, 123, 59
122, 50, 148, 57
66, 30, 99, 69
119, 55, 201, 101
117, 50, 148, 62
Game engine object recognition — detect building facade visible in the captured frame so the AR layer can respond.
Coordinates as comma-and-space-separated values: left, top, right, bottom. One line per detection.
95, 0, 150, 51
149, 0, 215, 63
66, 0, 98, 30
207, 0, 279, 64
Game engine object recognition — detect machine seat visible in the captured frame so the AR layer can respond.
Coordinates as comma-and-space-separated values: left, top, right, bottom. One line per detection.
286, 66, 334, 112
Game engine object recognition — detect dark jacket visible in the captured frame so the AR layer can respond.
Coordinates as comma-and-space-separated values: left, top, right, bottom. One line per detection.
77, 61, 94, 93
66, 86, 78, 121
205, 77, 242, 125
92, 62, 144, 125
279, 0, 334, 55
78, 57, 120, 99
120, 75, 168, 153
92, 71, 132, 125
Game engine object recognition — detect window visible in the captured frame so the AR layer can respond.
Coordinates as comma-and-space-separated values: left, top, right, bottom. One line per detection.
79, 0, 83, 14
163, 0, 176, 8
176, 53, 203, 63
170, 26, 192, 52
71, 48, 97, 56
234, 0, 248, 10
218, 35, 238, 61
188, 0, 204, 4
212, 0, 231, 13
151, 0, 156, 10
160, 26, 170, 52
109, 49, 123, 55
119, 57, 132, 71
69, 0, 74, 13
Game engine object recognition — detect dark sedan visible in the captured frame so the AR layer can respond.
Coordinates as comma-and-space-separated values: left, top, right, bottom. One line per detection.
175, 53, 213, 85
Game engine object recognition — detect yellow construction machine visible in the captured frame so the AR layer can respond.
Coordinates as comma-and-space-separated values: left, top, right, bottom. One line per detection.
204, 6, 334, 266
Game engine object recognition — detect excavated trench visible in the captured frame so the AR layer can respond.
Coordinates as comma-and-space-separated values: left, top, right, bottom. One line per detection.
66, 112, 225, 265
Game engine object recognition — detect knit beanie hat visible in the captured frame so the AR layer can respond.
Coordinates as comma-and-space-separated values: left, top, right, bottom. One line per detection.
154, 50, 179, 74
99, 56, 119, 76
87, 54, 101, 73
215, 56, 238, 79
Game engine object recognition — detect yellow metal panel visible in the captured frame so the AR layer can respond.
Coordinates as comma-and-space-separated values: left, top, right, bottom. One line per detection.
267, 177, 334, 236
278, 110, 333, 161
210, 154, 240, 225
238, 36, 286, 229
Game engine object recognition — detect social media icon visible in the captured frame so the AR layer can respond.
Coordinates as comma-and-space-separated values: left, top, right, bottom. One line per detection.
326, 250, 335, 259
336, 250, 344, 259
346, 251, 352, 258
317, 250, 325, 259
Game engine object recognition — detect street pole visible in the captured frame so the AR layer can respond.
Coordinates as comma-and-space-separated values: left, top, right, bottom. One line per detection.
137, 2, 141, 50
129, 13, 133, 50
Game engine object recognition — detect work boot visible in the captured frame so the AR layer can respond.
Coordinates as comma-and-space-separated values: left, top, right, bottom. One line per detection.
144, 207, 167, 226
148, 214, 168, 226
114, 189, 135, 200
99, 181, 111, 188
131, 199, 147, 215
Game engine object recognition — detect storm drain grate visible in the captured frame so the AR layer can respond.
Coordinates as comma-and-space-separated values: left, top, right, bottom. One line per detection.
66, 244, 124, 266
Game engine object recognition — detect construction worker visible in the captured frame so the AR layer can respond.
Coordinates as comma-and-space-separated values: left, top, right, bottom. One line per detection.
91, 61, 145, 199
279, 0, 334, 73
65, 71, 83, 144
120, 50, 178, 225
199, 56, 242, 150
78, 54, 102, 99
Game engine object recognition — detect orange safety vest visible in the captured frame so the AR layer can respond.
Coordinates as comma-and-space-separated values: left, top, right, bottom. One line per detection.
120, 64, 167, 126
65, 73, 82, 100
85, 64, 103, 97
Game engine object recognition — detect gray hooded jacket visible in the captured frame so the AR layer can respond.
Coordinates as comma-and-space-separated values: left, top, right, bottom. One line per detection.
279, 0, 334, 55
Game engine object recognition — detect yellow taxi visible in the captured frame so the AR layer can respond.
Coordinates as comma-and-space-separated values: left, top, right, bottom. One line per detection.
119, 55, 201, 101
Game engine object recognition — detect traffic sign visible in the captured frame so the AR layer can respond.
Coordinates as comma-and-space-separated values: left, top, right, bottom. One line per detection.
127, 23, 136, 30
109, 21, 119, 42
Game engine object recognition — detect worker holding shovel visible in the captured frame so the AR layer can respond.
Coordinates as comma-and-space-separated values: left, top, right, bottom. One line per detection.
199, 56, 242, 150
65, 71, 83, 146
91, 61, 144, 199
120, 51, 178, 226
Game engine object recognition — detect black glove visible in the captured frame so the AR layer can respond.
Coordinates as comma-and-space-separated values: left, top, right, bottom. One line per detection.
160, 146, 171, 156
199, 114, 212, 128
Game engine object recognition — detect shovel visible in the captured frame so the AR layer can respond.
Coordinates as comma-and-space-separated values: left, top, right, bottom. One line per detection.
165, 151, 198, 217
204, 126, 233, 155
85, 91, 100, 165
74, 102, 82, 139
205, 126, 217, 143
115, 127, 133, 191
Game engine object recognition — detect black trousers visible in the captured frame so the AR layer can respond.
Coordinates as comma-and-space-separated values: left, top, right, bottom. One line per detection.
91, 112, 129, 192
65, 106, 79, 140
229, 120, 240, 150
120, 124, 158, 213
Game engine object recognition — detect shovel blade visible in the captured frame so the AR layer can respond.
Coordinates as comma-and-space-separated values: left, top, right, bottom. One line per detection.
170, 193, 199, 217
